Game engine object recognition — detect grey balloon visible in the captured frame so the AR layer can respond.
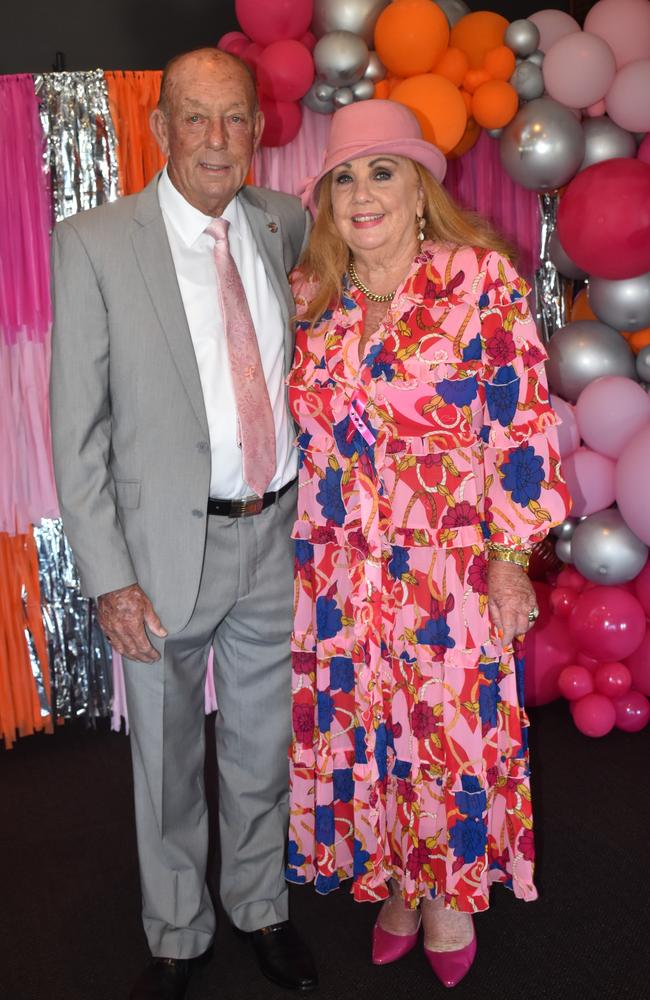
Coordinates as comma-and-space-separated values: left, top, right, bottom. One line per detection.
548, 230, 588, 281
315, 82, 335, 101
554, 537, 573, 564
351, 78, 375, 101
333, 86, 355, 108
510, 62, 545, 102
526, 50, 545, 67
314, 31, 369, 88
636, 346, 650, 382
571, 508, 649, 584
302, 83, 335, 115
362, 51, 387, 83
487, 127, 503, 139
546, 320, 637, 402
580, 117, 637, 172
589, 272, 650, 332
434, 0, 470, 27
312, 0, 390, 45
504, 19, 541, 58
499, 97, 585, 191
550, 517, 580, 541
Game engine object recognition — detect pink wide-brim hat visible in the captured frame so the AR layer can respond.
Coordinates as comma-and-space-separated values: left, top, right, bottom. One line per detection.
300, 99, 447, 216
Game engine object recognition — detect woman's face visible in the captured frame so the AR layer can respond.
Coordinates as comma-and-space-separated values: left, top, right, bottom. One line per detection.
329, 154, 425, 261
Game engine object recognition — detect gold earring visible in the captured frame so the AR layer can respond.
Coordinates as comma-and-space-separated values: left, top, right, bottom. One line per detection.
417, 215, 426, 242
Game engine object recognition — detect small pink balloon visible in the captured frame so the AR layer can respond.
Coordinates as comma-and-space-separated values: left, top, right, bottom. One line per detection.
242, 41, 263, 70
633, 550, 650, 615
218, 30, 250, 56
543, 31, 616, 110
585, 0, 650, 69
550, 586, 580, 619
606, 59, 650, 133
259, 96, 303, 146
575, 376, 650, 458
524, 614, 576, 706
550, 394, 580, 458
594, 660, 632, 697
638, 134, 650, 166
613, 690, 650, 731
572, 692, 617, 736
577, 651, 601, 671
568, 586, 646, 660
562, 447, 616, 517
257, 39, 314, 102
624, 625, 650, 695
557, 567, 589, 591
529, 9, 581, 54
585, 99, 607, 117
300, 30, 317, 53
616, 423, 650, 547
558, 664, 595, 700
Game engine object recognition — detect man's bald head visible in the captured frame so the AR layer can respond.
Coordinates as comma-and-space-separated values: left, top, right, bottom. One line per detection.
158, 48, 258, 118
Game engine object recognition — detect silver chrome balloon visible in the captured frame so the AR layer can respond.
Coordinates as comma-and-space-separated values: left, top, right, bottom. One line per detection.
315, 81, 336, 101
546, 320, 637, 401
504, 19, 541, 58
590, 272, 650, 332
362, 51, 387, 83
571, 508, 649, 584
486, 127, 503, 139
636, 345, 650, 383
499, 97, 585, 191
333, 86, 355, 107
302, 82, 335, 114
548, 230, 588, 281
550, 517, 580, 541
554, 537, 573, 564
312, 0, 390, 45
351, 78, 375, 101
526, 50, 545, 67
510, 62, 545, 102
580, 117, 637, 172
313, 30, 370, 88
434, 0, 470, 27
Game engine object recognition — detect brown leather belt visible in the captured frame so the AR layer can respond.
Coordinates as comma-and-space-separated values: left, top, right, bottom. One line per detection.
207, 478, 295, 518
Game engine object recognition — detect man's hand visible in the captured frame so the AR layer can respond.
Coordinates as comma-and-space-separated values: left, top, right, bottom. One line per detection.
487, 560, 538, 646
97, 584, 167, 662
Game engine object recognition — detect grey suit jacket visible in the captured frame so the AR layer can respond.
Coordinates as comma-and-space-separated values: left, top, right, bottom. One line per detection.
50, 174, 309, 633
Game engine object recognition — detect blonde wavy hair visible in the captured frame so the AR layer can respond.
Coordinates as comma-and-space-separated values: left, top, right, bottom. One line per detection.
297, 160, 515, 327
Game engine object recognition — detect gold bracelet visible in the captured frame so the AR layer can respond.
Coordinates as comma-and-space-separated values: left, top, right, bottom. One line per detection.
486, 543, 531, 571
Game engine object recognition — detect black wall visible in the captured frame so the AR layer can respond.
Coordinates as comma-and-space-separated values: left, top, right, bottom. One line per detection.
2, 2, 577, 76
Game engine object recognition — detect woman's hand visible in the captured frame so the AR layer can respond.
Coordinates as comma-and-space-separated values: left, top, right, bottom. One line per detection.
487, 560, 538, 646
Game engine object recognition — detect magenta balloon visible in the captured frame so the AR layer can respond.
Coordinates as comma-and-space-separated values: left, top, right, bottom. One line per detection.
572, 692, 616, 736
524, 614, 576, 706
218, 31, 250, 56
558, 664, 595, 701
624, 626, 650, 695
235, 0, 313, 46
638, 134, 650, 166
575, 376, 650, 458
556, 567, 589, 591
577, 651, 601, 671
550, 586, 579, 619
561, 447, 615, 517
529, 9, 580, 54
568, 585, 646, 659
613, 690, 650, 731
257, 40, 314, 101
543, 32, 616, 109
633, 558, 650, 615
557, 157, 650, 280
606, 60, 650, 133
594, 660, 632, 697
550, 394, 580, 457
616, 423, 650, 546
585, 0, 650, 69
259, 96, 303, 146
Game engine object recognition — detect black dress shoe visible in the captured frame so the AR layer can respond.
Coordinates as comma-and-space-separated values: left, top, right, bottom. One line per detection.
247, 921, 318, 992
129, 957, 192, 999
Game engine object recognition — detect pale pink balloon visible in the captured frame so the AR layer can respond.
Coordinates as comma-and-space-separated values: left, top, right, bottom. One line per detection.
616, 423, 650, 546
633, 558, 650, 615
524, 615, 576, 707
613, 690, 650, 731
575, 376, 650, 458
585, 0, 650, 69
562, 447, 616, 517
638, 134, 650, 166
606, 60, 650, 133
550, 394, 580, 457
529, 9, 581, 54
543, 32, 617, 109
594, 660, 632, 697
624, 625, 650, 695
572, 692, 617, 736
558, 664, 595, 700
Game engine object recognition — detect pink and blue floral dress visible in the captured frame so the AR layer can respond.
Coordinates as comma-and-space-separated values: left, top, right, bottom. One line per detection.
286, 244, 571, 912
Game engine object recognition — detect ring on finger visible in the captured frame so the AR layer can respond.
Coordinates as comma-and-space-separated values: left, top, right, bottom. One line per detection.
528, 606, 540, 624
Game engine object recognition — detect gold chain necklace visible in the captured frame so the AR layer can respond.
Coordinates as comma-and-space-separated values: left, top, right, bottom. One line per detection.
347, 258, 396, 303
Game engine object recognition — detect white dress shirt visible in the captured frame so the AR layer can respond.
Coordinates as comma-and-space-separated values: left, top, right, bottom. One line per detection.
158, 168, 297, 498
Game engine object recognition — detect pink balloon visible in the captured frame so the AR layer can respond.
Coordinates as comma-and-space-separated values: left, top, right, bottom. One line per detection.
235, 0, 313, 46
568, 585, 646, 659
557, 567, 589, 592
550, 586, 580, 619
616, 423, 650, 546
575, 376, 650, 458
557, 157, 650, 280
638, 134, 650, 166
561, 447, 616, 517
606, 60, 650, 133
585, 0, 650, 69
572, 692, 617, 736
257, 40, 314, 102
613, 690, 650, 731
259, 96, 303, 146
543, 32, 616, 110
585, 99, 607, 118
242, 41, 263, 70
633, 558, 650, 615
524, 614, 576, 707
529, 9, 581, 54
594, 660, 632, 697
218, 30, 250, 57
558, 664, 595, 700
624, 625, 650, 695
550, 394, 580, 457
577, 651, 601, 671
300, 30, 317, 53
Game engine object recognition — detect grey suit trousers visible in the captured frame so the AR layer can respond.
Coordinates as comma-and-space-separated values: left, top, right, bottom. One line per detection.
122, 483, 296, 958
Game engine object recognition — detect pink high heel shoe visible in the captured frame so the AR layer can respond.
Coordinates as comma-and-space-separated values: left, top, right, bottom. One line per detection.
423, 923, 476, 988
371, 914, 421, 966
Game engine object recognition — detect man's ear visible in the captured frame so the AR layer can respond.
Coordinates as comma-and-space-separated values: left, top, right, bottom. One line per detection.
253, 109, 265, 153
150, 108, 170, 157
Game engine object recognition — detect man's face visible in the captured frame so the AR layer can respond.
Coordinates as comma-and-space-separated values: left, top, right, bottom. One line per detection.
151, 54, 264, 217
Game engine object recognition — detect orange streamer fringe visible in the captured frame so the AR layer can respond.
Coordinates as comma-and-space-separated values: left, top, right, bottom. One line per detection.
105, 70, 166, 196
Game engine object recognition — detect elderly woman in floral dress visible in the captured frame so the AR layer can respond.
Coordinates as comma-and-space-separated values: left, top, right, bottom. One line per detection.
285, 100, 571, 988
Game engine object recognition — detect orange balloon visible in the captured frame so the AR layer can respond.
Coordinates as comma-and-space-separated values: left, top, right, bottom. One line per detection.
460, 89, 472, 115
448, 117, 481, 159
387, 75, 404, 93
571, 287, 597, 322
373, 80, 390, 100
471, 80, 519, 129
375, 0, 449, 78
627, 328, 650, 354
462, 68, 491, 94
450, 11, 509, 69
390, 73, 467, 154
434, 46, 469, 87
484, 45, 516, 81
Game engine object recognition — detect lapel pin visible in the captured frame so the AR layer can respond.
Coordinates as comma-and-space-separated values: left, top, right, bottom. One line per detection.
267, 221, 278, 233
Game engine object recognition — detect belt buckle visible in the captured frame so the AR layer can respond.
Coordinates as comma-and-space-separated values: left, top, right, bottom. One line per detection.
235, 495, 264, 517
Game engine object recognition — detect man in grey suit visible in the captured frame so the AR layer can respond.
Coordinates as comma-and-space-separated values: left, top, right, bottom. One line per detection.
50, 48, 317, 1000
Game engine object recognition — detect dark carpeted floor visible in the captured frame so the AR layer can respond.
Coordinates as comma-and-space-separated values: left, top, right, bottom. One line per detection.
1, 700, 648, 1000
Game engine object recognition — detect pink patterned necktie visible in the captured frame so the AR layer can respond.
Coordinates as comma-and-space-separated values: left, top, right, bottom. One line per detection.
205, 217, 276, 498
